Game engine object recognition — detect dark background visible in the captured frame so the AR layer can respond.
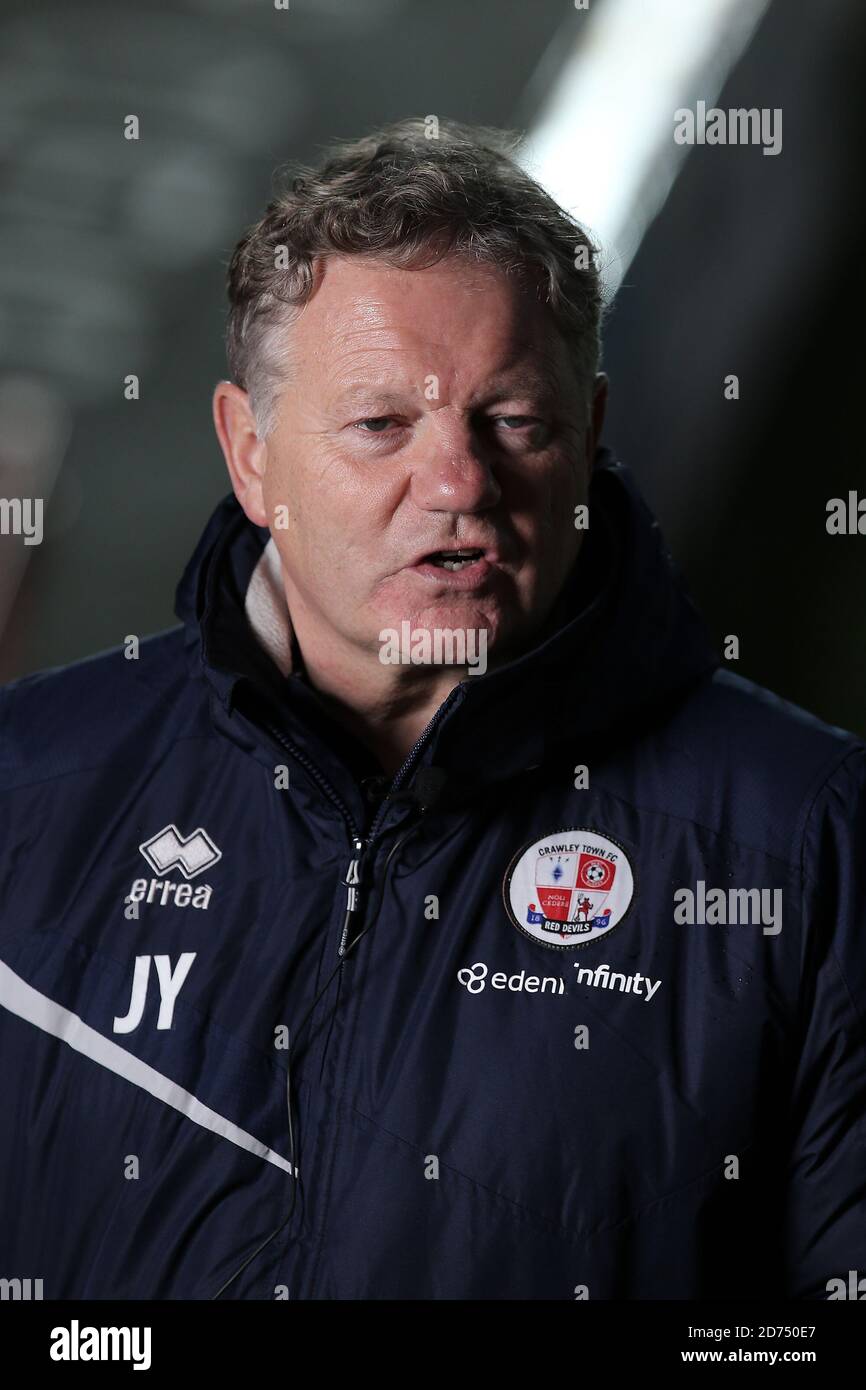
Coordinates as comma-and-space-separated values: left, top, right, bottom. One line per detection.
1, 0, 864, 736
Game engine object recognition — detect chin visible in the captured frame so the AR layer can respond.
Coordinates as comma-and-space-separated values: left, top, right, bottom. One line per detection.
406, 599, 507, 638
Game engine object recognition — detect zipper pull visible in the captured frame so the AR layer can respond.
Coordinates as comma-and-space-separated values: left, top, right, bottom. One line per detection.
338, 840, 366, 958
345, 855, 362, 911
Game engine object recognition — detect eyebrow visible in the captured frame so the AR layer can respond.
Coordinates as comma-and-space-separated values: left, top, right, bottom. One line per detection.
483, 372, 556, 401
332, 385, 411, 408
332, 373, 557, 408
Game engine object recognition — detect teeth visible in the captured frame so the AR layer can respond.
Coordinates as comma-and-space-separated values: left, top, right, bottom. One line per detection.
429, 549, 483, 570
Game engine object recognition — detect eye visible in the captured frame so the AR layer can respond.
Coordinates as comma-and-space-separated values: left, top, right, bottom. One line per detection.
489, 414, 554, 449
353, 417, 396, 434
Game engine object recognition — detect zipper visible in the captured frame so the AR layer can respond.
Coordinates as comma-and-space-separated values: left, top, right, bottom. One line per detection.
263, 682, 464, 958
264, 722, 364, 847
259, 687, 464, 1301
338, 683, 464, 954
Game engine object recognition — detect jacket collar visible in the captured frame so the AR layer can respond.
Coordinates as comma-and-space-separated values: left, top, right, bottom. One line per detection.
175, 447, 721, 799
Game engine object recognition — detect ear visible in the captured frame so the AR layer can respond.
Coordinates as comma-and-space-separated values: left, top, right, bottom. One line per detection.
212, 380, 268, 527
587, 373, 608, 462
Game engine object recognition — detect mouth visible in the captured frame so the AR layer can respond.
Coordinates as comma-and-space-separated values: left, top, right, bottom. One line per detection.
404, 545, 503, 590
423, 547, 486, 571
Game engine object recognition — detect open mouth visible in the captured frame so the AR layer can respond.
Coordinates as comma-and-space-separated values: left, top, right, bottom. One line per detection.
423, 548, 485, 571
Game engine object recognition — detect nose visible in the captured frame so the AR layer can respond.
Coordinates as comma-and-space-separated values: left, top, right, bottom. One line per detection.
408, 412, 502, 514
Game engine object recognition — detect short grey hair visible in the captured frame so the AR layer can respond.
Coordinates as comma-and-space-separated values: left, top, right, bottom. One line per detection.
224, 116, 605, 440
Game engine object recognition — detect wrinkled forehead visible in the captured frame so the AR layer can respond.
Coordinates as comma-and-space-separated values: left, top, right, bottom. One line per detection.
287, 253, 573, 396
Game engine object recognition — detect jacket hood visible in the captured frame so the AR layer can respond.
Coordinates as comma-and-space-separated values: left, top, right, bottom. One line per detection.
175, 446, 721, 796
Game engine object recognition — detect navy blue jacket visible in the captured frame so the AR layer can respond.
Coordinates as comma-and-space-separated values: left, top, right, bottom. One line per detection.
2, 447, 865, 1299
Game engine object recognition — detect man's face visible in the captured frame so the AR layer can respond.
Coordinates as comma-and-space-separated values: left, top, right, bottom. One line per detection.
257, 254, 599, 669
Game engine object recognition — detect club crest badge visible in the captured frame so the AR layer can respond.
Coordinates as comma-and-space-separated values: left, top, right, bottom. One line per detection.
502, 828, 635, 949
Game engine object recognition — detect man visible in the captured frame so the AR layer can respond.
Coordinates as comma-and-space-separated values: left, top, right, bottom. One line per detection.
1, 118, 864, 1301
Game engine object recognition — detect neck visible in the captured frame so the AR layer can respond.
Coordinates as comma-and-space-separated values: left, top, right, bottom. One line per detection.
317, 679, 458, 778
283, 587, 471, 778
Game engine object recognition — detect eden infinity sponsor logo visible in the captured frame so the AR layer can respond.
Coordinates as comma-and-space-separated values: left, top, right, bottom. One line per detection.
457, 962, 566, 996
572, 960, 661, 1002
457, 959, 662, 1002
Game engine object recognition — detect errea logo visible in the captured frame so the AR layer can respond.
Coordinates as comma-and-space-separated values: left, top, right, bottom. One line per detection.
139, 825, 220, 878
126, 825, 220, 912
